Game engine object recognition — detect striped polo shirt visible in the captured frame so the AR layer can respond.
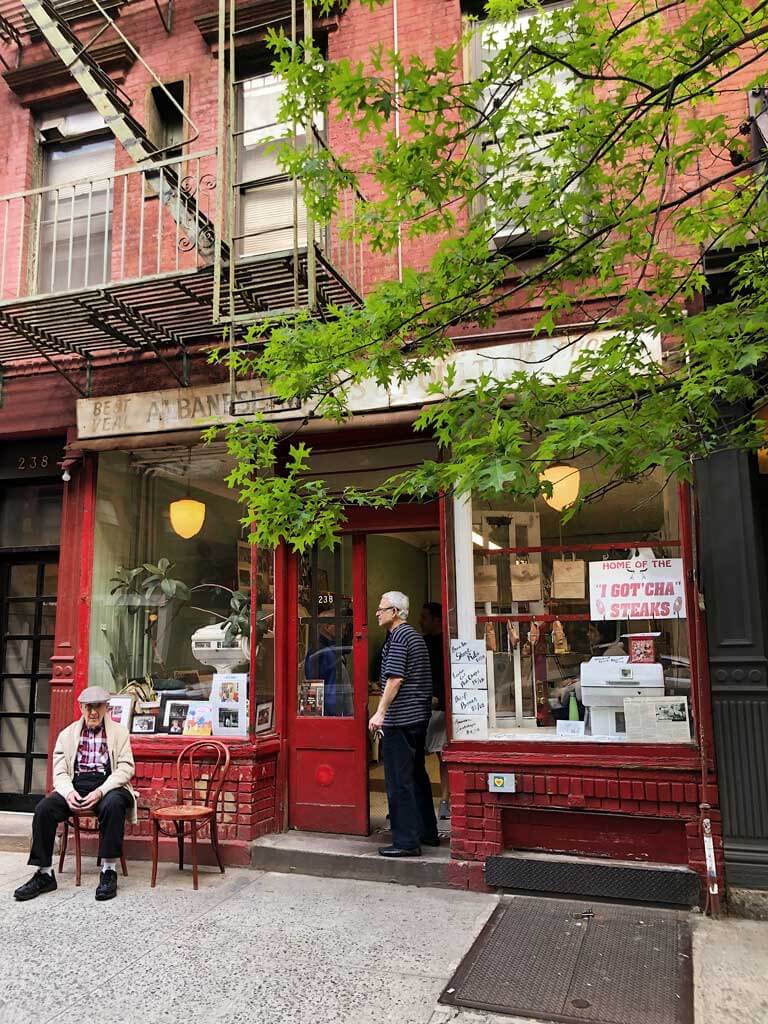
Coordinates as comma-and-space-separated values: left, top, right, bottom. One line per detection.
380, 622, 433, 727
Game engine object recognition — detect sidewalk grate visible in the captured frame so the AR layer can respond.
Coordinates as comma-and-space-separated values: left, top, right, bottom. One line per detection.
440, 896, 692, 1024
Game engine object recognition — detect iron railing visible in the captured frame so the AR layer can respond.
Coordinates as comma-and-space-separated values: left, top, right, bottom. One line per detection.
0, 148, 217, 302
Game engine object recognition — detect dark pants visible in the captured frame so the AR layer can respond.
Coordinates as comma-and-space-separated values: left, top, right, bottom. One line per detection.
383, 722, 439, 850
28, 773, 132, 868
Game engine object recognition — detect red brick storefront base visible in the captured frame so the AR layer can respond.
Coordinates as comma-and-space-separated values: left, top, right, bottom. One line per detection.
444, 749, 724, 898
70, 737, 281, 868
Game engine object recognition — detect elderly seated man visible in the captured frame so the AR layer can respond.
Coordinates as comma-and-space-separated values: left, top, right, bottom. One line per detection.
14, 685, 137, 903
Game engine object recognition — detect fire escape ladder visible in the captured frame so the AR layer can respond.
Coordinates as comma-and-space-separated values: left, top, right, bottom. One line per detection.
19, 0, 220, 263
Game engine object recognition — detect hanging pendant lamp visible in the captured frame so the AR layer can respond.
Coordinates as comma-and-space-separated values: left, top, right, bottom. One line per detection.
169, 449, 206, 539
539, 464, 581, 512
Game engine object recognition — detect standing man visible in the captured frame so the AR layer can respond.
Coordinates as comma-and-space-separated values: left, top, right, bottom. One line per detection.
13, 685, 137, 903
369, 591, 439, 857
420, 601, 450, 820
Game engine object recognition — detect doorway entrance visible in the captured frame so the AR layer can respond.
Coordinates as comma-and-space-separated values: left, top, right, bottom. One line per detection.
287, 506, 445, 836
0, 555, 58, 810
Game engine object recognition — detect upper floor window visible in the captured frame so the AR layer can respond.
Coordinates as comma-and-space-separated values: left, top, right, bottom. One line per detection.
36, 106, 114, 294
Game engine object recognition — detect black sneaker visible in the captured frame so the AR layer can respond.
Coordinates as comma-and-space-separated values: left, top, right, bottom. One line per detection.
95, 868, 118, 902
14, 870, 57, 902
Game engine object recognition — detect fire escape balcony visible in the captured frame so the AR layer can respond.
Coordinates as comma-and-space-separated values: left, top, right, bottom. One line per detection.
0, 0, 364, 390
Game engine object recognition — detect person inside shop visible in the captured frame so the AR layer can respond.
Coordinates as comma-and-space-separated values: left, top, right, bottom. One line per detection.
419, 601, 450, 820
13, 685, 137, 904
369, 591, 439, 857
304, 604, 353, 716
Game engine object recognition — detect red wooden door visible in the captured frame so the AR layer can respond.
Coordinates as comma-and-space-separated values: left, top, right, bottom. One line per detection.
287, 534, 370, 834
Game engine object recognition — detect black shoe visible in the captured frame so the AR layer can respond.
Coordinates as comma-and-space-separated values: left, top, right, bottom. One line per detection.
14, 870, 57, 902
95, 868, 118, 901
422, 837, 441, 847
378, 845, 422, 858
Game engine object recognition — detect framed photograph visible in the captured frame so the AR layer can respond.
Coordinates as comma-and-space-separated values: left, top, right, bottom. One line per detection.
255, 701, 274, 734
131, 714, 157, 735
161, 698, 190, 735
107, 696, 133, 730
183, 701, 214, 737
211, 672, 248, 737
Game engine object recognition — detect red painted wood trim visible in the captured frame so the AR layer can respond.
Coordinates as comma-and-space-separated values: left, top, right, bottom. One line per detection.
684, 482, 717, 771
341, 501, 439, 533
274, 541, 290, 831
483, 540, 682, 555
442, 743, 702, 771
477, 614, 591, 622
439, 492, 453, 738
74, 453, 98, 701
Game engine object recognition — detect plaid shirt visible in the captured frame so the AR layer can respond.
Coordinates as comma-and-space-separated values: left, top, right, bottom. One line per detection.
75, 724, 110, 773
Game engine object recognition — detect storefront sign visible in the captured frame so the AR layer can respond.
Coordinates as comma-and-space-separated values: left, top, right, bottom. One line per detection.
589, 557, 687, 621
0, 439, 64, 479
76, 330, 661, 441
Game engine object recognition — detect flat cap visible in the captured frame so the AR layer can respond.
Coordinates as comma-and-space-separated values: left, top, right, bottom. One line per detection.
77, 685, 113, 705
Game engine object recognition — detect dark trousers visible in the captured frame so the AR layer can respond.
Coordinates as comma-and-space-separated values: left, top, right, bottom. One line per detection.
28, 774, 132, 868
383, 722, 439, 850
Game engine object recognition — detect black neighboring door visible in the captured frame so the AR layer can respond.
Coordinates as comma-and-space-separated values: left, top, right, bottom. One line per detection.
0, 556, 58, 810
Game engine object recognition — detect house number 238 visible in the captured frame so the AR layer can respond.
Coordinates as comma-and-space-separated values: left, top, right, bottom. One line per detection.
16, 455, 49, 470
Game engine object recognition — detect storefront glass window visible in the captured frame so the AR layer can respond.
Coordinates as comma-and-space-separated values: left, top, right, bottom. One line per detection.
452, 467, 694, 744
88, 448, 274, 738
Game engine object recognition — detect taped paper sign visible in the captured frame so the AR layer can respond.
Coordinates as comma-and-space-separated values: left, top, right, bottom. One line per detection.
450, 639, 486, 665
452, 689, 489, 715
452, 715, 489, 740
451, 663, 487, 690
589, 558, 687, 621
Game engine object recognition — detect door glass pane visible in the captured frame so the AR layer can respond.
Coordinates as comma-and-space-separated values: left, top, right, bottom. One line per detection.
40, 600, 56, 636
0, 757, 25, 791
0, 678, 31, 714
0, 486, 62, 548
298, 537, 354, 717
39, 638, 53, 670
0, 717, 28, 752
35, 679, 51, 713
30, 758, 47, 794
2, 638, 32, 673
6, 601, 37, 635
8, 564, 38, 598
32, 719, 49, 755
43, 563, 58, 594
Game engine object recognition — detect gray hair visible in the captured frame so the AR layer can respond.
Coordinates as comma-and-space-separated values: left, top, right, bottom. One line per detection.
381, 591, 409, 620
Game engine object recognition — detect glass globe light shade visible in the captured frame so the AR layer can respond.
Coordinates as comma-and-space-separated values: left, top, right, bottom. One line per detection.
169, 498, 206, 539
539, 465, 581, 512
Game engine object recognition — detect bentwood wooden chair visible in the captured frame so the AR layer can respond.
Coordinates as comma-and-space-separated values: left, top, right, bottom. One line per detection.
150, 740, 231, 891
59, 809, 128, 886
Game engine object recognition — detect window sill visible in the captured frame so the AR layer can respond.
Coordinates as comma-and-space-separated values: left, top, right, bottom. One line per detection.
131, 733, 279, 759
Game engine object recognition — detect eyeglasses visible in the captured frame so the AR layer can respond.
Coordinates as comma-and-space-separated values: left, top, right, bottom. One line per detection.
375, 606, 395, 615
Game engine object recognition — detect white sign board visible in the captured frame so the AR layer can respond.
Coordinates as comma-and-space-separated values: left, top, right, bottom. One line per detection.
452, 715, 489, 740
451, 663, 487, 690
589, 558, 687, 621
450, 639, 486, 665
623, 696, 692, 744
452, 689, 489, 715
556, 720, 586, 739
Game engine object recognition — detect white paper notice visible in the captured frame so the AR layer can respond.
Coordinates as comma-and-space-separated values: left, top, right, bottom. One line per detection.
556, 720, 586, 739
451, 663, 487, 690
450, 639, 486, 665
452, 715, 489, 740
589, 557, 687, 621
452, 689, 489, 715
623, 696, 692, 743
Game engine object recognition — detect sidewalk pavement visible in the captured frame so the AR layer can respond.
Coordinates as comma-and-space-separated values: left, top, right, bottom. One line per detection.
0, 850, 766, 1024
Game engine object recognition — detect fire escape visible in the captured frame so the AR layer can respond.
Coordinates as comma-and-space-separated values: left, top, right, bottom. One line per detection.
0, 0, 363, 395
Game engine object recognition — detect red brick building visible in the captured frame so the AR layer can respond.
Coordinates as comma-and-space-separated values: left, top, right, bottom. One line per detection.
0, 0, 740, 903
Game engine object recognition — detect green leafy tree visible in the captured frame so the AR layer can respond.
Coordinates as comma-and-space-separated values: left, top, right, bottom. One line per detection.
210, 0, 768, 550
